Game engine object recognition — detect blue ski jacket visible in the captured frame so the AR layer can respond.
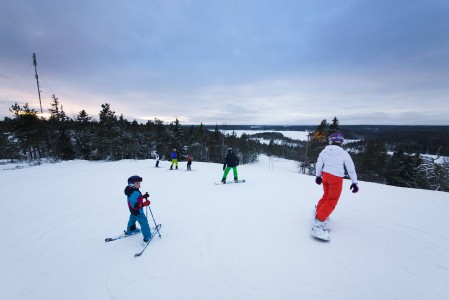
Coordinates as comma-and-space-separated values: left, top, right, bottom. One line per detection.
124, 186, 144, 215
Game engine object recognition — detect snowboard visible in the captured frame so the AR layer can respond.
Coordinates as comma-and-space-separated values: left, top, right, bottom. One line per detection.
311, 225, 330, 241
215, 179, 246, 185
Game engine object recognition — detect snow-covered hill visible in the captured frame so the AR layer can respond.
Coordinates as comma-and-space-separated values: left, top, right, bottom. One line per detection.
1, 156, 448, 300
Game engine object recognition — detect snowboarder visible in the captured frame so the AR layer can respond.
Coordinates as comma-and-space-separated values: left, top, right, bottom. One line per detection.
154, 151, 160, 168
124, 176, 152, 242
169, 148, 178, 170
312, 132, 359, 240
221, 148, 240, 183
187, 155, 192, 170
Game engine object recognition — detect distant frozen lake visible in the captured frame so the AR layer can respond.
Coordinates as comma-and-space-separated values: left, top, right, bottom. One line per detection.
219, 130, 309, 141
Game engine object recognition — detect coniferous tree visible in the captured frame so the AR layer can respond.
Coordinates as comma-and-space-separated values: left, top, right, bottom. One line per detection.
353, 141, 388, 183
8, 103, 46, 159
329, 116, 340, 133
304, 120, 328, 175
187, 123, 208, 162
208, 124, 224, 163
313, 119, 329, 142
167, 118, 184, 159
196, 123, 208, 161
0, 118, 20, 159
116, 115, 132, 159
239, 133, 258, 164
95, 103, 119, 160
48, 94, 75, 160
267, 139, 277, 157
419, 155, 445, 191
139, 119, 153, 159
130, 119, 147, 159
74, 110, 94, 159
152, 118, 168, 160
186, 125, 197, 161
186, 125, 195, 146
385, 147, 428, 189
437, 159, 449, 192
225, 131, 239, 156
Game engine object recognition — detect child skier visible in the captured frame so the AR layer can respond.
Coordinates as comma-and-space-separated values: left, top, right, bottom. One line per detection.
221, 148, 240, 183
312, 132, 359, 240
169, 148, 178, 170
124, 175, 152, 242
187, 155, 192, 170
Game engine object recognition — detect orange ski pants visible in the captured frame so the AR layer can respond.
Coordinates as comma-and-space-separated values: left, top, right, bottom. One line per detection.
316, 172, 343, 222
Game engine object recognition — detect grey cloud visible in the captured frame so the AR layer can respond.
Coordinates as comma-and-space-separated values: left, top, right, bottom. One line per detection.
1, 0, 448, 124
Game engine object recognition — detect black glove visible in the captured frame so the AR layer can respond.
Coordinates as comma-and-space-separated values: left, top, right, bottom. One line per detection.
142, 192, 149, 199
350, 183, 359, 193
223, 165, 226, 171
315, 176, 322, 185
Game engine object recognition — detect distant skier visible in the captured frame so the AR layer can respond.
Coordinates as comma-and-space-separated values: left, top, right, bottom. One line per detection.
221, 148, 240, 183
312, 132, 359, 240
154, 151, 160, 168
169, 148, 178, 170
187, 155, 192, 170
124, 176, 152, 242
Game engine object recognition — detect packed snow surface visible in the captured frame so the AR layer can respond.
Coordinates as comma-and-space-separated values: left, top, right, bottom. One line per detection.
1, 155, 448, 300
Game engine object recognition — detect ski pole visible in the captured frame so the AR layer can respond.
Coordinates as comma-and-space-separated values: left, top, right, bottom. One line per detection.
148, 206, 161, 238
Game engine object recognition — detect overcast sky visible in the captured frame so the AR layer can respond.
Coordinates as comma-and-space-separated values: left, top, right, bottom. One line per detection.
1, 0, 448, 125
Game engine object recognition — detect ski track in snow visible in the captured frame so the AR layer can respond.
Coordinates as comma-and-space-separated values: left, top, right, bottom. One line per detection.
0, 155, 448, 300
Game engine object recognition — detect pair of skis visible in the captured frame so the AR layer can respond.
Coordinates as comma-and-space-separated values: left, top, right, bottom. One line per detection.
105, 224, 162, 257
105, 228, 141, 242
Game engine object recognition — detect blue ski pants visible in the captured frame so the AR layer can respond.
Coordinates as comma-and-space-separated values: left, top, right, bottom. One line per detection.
127, 212, 152, 240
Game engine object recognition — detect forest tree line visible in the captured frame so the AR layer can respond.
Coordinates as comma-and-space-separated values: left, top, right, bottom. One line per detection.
259, 117, 449, 192
0, 98, 448, 192
0, 96, 261, 165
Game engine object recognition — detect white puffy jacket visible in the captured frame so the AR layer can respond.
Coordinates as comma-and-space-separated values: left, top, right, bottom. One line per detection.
315, 145, 358, 184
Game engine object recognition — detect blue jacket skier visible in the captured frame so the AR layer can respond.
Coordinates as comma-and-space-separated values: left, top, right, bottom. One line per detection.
169, 148, 178, 170
124, 176, 152, 242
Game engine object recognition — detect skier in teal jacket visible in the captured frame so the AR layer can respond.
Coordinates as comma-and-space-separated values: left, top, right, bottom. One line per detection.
124, 175, 152, 242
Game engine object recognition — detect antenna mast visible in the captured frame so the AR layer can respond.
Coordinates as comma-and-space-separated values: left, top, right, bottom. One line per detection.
32, 53, 43, 114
